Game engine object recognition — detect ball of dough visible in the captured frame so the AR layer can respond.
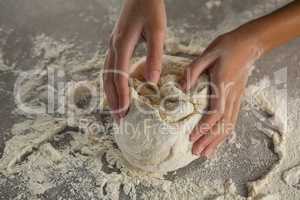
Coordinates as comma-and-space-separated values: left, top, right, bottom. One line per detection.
115, 55, 209, 173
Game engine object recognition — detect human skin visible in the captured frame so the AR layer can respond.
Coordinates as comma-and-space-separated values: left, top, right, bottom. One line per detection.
104, 1, 300, 157
103, 0, 166, 121
183, 1, 300, 157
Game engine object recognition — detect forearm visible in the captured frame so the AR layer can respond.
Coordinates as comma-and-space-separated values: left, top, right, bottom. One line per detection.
236, 1, 300, 55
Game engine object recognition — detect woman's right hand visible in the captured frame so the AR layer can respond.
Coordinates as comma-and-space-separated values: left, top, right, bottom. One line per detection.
103, 0, 167, 121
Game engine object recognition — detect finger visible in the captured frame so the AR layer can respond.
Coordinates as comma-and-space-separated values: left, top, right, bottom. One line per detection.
203, 95, 241, 158
114, 71, 130, 118
190, 84, 225, 142
202, 134, 227, 158
192, 130, 218, 156
180, 51, 218, 91
104, 49, 119, 121
113, 28, 141, 118
144, 29, 165, 84
190, 113, 221, 142
202, 100, 235, 158
143, 0, 166, 83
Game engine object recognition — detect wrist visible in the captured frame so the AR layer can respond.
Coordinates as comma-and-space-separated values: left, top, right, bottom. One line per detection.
233, 20, 272, 58
229, 23, 265, 60
234, 1, 300, 56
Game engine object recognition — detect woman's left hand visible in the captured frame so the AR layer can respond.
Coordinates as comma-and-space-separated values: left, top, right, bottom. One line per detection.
181, 30, 263, 158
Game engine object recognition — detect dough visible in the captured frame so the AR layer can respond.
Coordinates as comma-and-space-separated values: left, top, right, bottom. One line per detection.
115, 55, 209, 173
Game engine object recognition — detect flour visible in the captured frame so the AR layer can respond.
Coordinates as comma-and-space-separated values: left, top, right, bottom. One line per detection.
205, 0, 222, 10
33, 34, 74, 61
0, 50, 11, 72
0, 39, 291, 200
115, 56, 209, 173
282, 165, 300, 189
1, 0, 299, 199
165, 0, 292, 54
243, 77, 288, 198
165, 33, 205, 56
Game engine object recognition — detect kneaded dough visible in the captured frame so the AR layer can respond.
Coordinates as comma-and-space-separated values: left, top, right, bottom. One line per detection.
115, 55, 209, 173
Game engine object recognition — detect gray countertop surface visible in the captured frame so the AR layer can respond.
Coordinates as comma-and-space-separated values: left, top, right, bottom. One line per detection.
0, 0, 299, 199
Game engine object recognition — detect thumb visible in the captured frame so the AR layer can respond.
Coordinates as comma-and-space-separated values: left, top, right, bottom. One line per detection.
144, 30, 165, 83
181, 50, 219, 91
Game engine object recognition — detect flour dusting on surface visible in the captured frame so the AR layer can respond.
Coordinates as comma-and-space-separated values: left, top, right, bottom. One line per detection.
1, 0, 299, 199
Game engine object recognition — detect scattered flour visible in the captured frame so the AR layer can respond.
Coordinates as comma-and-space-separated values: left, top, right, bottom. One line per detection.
0, 33, 295, 200
1, 0, 299, 199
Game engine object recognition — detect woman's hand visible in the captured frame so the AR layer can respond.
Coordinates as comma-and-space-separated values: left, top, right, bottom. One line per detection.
103, 0, 166, 121
180, 1, 300, 158
181, 30, 263, 158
